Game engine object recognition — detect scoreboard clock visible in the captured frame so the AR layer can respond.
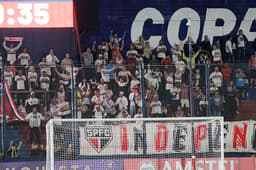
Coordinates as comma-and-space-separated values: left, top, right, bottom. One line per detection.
0, 0, 73, 28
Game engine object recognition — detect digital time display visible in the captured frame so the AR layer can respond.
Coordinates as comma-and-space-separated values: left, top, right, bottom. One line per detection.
0, 0, 73, 28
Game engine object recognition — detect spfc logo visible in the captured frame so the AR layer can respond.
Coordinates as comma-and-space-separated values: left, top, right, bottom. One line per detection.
85, 126, 113, 153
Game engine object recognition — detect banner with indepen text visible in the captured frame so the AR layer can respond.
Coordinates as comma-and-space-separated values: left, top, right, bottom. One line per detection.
79, 121, 256, 155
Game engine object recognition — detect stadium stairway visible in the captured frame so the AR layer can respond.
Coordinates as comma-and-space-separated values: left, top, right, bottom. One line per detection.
235, 100, 256, 120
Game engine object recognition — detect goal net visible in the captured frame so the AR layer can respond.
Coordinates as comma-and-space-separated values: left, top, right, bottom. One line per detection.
46, 117, 224, 170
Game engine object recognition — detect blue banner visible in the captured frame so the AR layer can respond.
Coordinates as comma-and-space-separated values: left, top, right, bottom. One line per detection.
80, 0, 256, 52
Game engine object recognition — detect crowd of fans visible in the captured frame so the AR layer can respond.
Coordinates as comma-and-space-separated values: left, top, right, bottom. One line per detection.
0, 29, 255, 158
0, 30, 254, 124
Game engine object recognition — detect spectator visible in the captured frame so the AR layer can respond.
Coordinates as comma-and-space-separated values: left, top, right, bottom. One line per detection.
174, 68, 182, 85
210, 81, 218, 96
38, 57, 51, 77
14, 69, 26, 90
225, 36, 233, 63
93, 105, 105, 119
210, 67, 223, 88
235, 68, 247, 98
170, 83, 181, 114
143, 41, 152, 63
170, 44, 182, 64
82, 48, 94, 66
161, 55, 172, 75
91, 89, 104, 109
7, 140, 22, 158
221, 64, 232, 88
46, 49, 59, 77
212, 91, 222, 116
4, 66, 14, 89
26, 107, 44, 149
148, 54, 159, 66
130, 76, 140, 92
223, 86, 239, 121
165, 71, 174, 92
3, 37, 23, 65
199, 94, 208, 116
57, 86, 65, 103
25, 92, 39, 113
99, 64, 116, 83
109, 39, 124, 61
134, 107, 142, 118
27, 66, 38, 90
100, 84, 113, 99
212, 44, 222, 64
182, 48, 201, 70
134, 35, 144, 54
200, 35, 211, 53
180, 82, 190, 115
248, 51, 256, 88
40, 70, 50, 91
115, 91, 128, 112
175, 56, 185, 75
18, 47, 31, 68
103, 95, 115, 118
115, 73, 129, 95
236, 29, 248, 62
156, 40, 167, 60
175, 106, 185, 117
61, 52, 73, 73
150, 95, 162, 117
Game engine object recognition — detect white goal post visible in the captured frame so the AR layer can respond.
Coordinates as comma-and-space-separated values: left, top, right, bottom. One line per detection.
46, 117, 224, 170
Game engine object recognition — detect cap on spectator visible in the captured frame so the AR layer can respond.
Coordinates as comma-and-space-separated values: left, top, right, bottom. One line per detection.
98, 53, 103, 57
119, 91, 124, 95
30, 92, 35, 95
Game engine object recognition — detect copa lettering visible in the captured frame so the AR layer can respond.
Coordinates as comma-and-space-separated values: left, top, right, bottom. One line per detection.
131, 8, 256, 48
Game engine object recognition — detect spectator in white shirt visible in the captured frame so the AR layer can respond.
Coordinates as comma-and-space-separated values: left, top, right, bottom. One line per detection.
18, 47, 30, 67
225, 36, 233, 63
115, 91, 128, 112
91, 89, 104, 108
171, 44, 182, 64
46, 49, 59, 77
27, 66, 38, 90
14, 69, 26, 90
26, 107, 44, 148
40, 71, 50, 91
103, 95, 115, 117
4, 66, 14, 89
210, 67, 223, 88
156, 40, 167, 59
165, 71, 174, 92
212, 44, 222, 64
175, 56, 185, 74
3, 37, 23, 65
39, 57, 51, 77
93, 105, 105, 119
46, 49, 59, 67
100, 64, 116, 83
150, 95, 162, 117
